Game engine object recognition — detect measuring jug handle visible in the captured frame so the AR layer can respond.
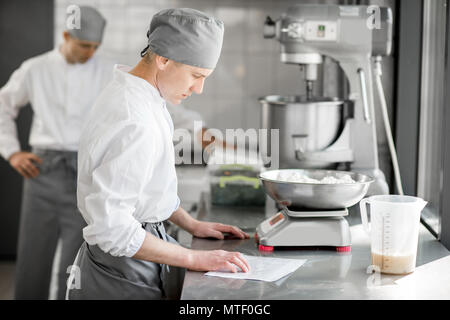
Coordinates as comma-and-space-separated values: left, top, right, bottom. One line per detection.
359, 198, 371, 234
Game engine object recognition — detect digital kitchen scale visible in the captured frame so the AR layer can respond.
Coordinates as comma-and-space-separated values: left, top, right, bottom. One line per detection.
255, 169, 374, 253
255, 207, 352, 252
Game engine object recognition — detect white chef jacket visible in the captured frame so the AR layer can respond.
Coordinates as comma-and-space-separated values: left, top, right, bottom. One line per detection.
0, 47, 113, 160
166, 102, 204, 136
77, 65, 180, 257
166, 102, 205, 156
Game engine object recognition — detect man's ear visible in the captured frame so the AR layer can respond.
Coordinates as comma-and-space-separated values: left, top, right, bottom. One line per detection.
155, 55, 170, 70
63, 31, 71, 42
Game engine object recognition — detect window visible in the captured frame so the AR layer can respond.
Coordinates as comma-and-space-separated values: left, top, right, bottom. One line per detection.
417, 0, 447, 237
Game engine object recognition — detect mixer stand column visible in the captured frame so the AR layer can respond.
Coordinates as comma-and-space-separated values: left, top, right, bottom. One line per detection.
306, 80, 314, 100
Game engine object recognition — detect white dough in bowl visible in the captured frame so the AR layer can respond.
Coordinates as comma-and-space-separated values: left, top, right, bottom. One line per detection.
276, 171, 356, 184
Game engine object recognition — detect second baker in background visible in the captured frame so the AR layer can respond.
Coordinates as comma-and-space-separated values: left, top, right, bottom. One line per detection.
0, 6, 113, 299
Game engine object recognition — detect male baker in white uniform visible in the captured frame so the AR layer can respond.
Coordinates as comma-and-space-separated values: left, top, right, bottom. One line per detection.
68, 8, 250, 300
0, 6, 112, 299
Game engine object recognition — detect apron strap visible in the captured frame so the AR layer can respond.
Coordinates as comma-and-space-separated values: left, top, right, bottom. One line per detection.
142, 222, 165, 240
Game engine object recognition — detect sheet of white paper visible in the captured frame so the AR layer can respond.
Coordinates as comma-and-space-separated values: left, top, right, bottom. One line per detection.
204, 254, 307, 282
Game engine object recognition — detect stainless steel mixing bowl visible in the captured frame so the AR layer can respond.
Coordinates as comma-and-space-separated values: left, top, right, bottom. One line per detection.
259, 95, 344, 169
259, 169, 374, 209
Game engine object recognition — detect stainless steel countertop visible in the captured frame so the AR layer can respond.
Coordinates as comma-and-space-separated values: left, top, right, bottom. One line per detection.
180, 192, 450, 300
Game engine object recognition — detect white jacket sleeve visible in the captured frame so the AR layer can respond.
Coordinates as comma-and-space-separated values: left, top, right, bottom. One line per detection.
79, 122, 159, 257
0, 62, 31, 160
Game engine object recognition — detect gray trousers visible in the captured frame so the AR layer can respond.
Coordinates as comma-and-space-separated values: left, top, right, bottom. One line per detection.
14, 149, 86, 300
67, 222, 185, 300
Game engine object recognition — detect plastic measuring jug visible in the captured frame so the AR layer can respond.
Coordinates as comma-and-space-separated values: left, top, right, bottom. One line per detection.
360, 195, 427, 275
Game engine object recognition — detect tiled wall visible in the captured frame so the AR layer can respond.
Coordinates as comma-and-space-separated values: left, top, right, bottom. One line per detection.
54, 0, 397, 186
55, 0, 311, 131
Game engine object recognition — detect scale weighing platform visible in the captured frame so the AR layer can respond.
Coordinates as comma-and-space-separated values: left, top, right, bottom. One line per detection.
255, 207, 352, 252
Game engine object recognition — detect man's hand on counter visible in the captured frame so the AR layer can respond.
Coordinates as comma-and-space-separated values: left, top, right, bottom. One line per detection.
168, 206, 250, 240
187, 250, 250, 273
190, 221, 250, 240
133, 231, 251, 274
134, 206, 251, 274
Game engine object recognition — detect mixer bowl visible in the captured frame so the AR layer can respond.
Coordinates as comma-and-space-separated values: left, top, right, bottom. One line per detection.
259, 95, 344, 169
259, 169, 374, 209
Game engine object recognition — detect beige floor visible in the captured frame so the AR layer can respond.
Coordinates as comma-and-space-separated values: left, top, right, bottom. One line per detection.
0, 261, 15, 300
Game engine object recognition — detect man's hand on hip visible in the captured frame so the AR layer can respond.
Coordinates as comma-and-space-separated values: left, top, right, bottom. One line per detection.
9, 151, 43, 179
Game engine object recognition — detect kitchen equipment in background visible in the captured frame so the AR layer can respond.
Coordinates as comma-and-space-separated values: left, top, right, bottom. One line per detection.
261, 4, 396, 196
360, 195, 427, 274
207, 148, 266, 206
260, 96, 352, 169
209, 164, 266, 206
255, 169, 374, 251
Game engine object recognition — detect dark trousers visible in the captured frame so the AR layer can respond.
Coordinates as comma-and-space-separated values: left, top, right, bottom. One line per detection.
14, 149, 86, 300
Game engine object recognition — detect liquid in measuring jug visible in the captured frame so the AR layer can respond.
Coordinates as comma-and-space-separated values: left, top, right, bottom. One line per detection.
371, 211, 417, 274
360, 195, 427, 275
371, 252, 416, 275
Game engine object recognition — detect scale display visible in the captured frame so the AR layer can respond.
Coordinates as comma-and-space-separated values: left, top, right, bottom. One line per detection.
269, 212, 285, 226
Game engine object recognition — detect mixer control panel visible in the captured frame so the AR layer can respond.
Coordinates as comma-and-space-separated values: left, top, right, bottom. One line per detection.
304, 21, 338, 42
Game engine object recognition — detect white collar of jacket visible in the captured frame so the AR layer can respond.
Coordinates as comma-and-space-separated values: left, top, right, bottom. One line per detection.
113, 64, 165, 107
51, 45, 99, 67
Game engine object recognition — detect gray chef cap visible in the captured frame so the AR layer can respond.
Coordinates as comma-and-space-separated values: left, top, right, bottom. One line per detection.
66, 6, 106, 43
142, 8, 224, 69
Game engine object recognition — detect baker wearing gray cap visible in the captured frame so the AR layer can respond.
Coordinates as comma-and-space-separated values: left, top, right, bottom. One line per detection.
67, 8, 250, 300
0, 6, 113, 299
67, 5, 106, 43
